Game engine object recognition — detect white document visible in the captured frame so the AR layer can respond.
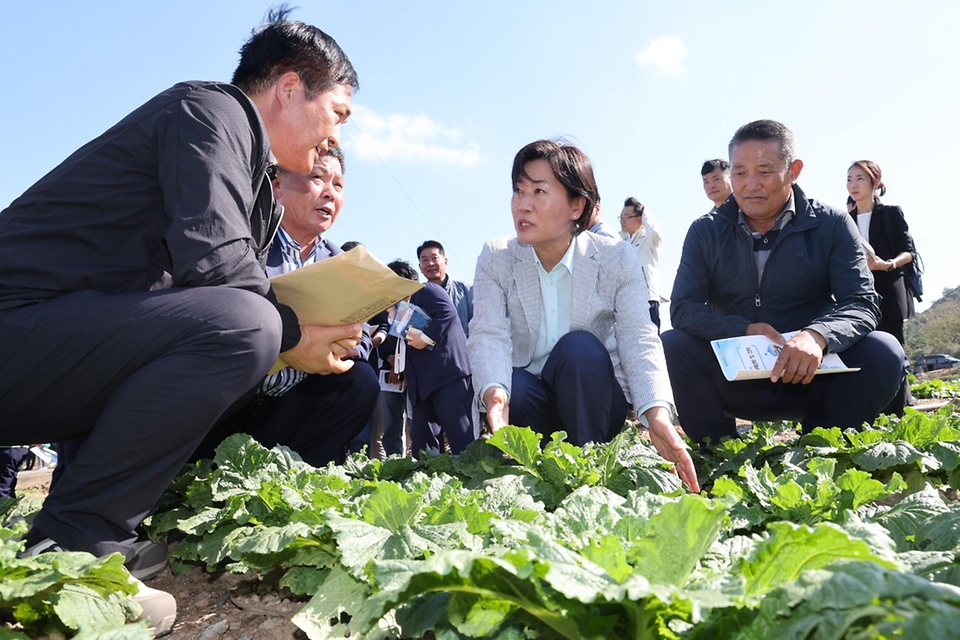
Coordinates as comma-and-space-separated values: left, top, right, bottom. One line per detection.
393, 337, 407, 378
378, 369, 404, 393
710, 331, 859, 382
30, 445, 58, 467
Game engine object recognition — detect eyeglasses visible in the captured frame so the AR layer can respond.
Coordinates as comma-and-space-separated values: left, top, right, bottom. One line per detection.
619, 214, 640, 221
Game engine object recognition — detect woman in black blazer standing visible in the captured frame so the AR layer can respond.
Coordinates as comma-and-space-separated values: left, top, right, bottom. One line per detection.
847, 160, 916, 415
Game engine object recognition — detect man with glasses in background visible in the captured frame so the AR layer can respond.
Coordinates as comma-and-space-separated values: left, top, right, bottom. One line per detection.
619, 197, 666, 330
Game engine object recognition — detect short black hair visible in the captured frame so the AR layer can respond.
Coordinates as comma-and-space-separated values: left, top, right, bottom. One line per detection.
700, 159, 730, 176
232, 5, 359, 99
623, 197, 645, 216
340, 240, 362, 252
416, 240, 445, 260
511, 139, 599, 235
326, 145, 345, 174
728, 120, 795, 167
388, 259, 419, 281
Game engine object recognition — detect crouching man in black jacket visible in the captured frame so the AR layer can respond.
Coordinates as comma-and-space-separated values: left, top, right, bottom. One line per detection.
0, 12, 362, 632
663, 120, 906, 444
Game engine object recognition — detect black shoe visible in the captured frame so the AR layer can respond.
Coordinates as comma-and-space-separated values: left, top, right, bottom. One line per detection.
19, 527, 168, 581
124, 538, 169, 581
17, 535, 64, 557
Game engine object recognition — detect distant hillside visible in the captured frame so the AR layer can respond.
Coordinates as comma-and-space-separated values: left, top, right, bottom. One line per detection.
904, 285, 960, 360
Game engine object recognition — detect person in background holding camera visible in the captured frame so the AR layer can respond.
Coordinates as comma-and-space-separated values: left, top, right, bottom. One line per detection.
847, 160, 917, 415
619, 197, 666, 330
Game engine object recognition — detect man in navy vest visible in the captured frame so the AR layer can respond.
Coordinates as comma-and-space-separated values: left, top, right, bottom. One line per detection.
197, 147, 378, 466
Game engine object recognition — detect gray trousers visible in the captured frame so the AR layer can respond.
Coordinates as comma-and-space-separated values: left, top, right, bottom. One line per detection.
0, 287, 281, 556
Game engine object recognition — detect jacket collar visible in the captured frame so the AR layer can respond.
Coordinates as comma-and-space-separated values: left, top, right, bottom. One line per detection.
849, 196, 882, 219
570, 233, 600, 329
716, 184, 818, 232
511, 233, 601, 335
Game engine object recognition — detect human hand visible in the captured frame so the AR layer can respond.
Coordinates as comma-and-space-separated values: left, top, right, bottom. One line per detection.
645, 407, 700, 493
405, 328, 430, 350
280, 323, 362, 375
771, 329, 825, 384
865, 252, 888, 272
333, 337, 362, 359
483, 386, 510, 435
746, 322, 785, 344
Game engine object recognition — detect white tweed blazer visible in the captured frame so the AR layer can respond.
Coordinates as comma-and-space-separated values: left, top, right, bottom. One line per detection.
467, 232, 674, 426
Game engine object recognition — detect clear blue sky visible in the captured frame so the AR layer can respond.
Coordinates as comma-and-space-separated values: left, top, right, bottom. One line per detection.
2, 1, 958, 320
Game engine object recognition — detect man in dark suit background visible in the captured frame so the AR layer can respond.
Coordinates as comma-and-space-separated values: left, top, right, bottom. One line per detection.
417, 240, 474, 338
404, 281, 474, 456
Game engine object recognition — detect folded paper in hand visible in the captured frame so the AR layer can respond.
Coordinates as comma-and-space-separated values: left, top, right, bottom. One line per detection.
268, 246, 422, 374
711, 331, 859, 382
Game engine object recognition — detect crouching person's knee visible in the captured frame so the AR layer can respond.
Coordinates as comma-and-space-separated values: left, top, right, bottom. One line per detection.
196, 288, 284, 393
862, 330, 908, 404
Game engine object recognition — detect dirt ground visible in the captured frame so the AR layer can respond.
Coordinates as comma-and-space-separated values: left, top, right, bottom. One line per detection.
148, 566, 308, 639
12, 478, 310, 639
13, 395, 958, 639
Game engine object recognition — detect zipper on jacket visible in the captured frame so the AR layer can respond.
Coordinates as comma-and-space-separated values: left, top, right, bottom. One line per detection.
755, 294, 761, 307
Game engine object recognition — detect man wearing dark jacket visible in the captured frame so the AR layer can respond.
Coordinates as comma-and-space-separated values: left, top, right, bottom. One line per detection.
417, 240, 473, 337
404, 282, 474, 456
0, 11, 360, 581
663, 120, 906, 444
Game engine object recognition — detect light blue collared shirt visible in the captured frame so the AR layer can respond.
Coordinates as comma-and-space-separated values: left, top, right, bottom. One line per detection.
527, 239, 577, 377
482, 237, 673, 426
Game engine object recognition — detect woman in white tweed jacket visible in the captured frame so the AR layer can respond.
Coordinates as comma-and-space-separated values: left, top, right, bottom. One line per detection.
467, 140, 698, 492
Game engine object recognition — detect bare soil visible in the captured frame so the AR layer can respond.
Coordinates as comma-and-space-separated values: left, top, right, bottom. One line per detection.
14, 478, 311, 639
148, 566, 308, 640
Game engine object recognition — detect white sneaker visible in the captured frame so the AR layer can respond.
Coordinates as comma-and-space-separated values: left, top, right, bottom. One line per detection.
131, 578, 177, 637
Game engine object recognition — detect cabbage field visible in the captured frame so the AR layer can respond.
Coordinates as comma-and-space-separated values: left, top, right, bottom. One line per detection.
3, 403, 960, 639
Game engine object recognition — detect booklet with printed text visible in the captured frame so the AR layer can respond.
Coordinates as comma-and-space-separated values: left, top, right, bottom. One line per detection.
388, 300, 434, 350
711, 330, 859, 382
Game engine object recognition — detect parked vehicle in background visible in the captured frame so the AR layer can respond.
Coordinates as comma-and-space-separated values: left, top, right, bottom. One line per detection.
913, 354, 960, 375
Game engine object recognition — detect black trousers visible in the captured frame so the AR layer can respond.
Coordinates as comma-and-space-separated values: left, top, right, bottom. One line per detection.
410, 376, 474, 456
648, 300, 661, 332
0, 447, 30, 498
510, 331, 629, 447
196, 361, 380, 467
662, 328, 906, 444
876, 312, 913, 416
0, 288, 281, 556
